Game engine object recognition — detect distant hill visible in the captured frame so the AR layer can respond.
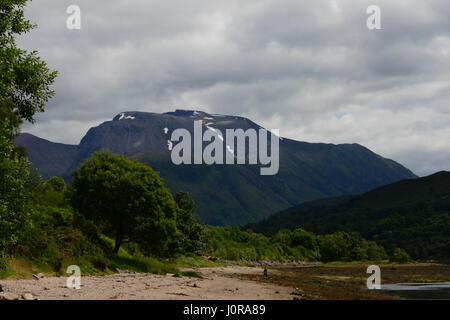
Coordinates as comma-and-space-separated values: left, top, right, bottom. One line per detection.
16, 110, 416, 226
246, 171, 450, 260
15, 133, 78, 180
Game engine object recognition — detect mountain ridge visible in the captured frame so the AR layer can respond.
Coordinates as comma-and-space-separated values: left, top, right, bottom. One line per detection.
16, 109, 417, 225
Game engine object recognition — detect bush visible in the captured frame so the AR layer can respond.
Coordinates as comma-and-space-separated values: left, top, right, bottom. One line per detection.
32, 176, 69, 207
351, 246, 368, 261
390, 248, 412, 264
367, 241, 388, 260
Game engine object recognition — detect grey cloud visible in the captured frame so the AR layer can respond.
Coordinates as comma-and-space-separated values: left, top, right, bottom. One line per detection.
19, 0, 450, 176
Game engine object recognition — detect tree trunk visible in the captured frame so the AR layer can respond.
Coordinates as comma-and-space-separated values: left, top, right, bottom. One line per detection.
114, 234, 123, 253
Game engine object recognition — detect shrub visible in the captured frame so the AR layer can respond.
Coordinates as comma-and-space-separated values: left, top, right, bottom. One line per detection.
390, 248, 412, 264
367, 241, 388, 260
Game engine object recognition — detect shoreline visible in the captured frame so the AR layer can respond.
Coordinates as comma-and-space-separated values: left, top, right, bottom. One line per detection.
1, 263, 449, 300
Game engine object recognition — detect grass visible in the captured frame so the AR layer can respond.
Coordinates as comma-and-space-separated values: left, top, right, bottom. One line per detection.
110, 255, 178, 275
180, 270, 202, 278
0, 234, 205, 279
0, 253, 215, 279
0, 257, 60, 279
97, 235, 179, 275
316, 275, 366, 282
168, 255, 223, 268
2, 218, 253, 280
324, 260, 391, 266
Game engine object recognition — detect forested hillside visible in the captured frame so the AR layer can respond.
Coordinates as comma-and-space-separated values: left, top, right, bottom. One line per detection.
246, 172, 450, 261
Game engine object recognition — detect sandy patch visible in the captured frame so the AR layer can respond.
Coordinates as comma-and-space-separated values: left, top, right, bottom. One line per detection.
0, 266, 293, 300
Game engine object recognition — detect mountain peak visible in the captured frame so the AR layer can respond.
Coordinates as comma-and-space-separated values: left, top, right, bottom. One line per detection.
165, 109, 210, 117
111, 110, 235, 122
112, 111, 145, 121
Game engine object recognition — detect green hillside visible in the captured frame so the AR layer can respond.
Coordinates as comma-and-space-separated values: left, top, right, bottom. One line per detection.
246, 172, 450, 261
126, 146, 416, 226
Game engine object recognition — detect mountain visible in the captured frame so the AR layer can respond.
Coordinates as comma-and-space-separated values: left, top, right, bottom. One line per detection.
15, 133, 78, 179
245, 171, 450, 260
15, 110, 416, 226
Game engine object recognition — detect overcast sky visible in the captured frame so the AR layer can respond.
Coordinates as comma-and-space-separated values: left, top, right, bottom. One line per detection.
19, 0, 450, 176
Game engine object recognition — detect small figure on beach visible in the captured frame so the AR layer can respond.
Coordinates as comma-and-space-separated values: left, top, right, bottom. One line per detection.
263, 267, 268, 277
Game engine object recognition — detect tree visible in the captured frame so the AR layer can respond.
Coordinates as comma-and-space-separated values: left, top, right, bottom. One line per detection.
390, 248, 411, 264
0, 0, 57, 267
174, 191, 204, 253
366, 241, 387, 260
318, 232, 354, 262
272, 229, 292, 247
290, 228, 317, 250
0, 120, 31, 264
0, 0, 58, 132
70, 151, 179, 255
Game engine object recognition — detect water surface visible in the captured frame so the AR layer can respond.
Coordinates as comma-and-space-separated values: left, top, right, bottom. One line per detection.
380, 282, 450, 299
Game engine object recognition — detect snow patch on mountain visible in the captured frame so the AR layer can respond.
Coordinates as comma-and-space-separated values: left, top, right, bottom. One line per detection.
118, 113, 135, 120
204, 122, 235, 155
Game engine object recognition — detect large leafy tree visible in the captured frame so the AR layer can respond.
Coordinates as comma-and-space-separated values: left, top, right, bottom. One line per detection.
0, 0, 57, 263
70, 151, 180, 255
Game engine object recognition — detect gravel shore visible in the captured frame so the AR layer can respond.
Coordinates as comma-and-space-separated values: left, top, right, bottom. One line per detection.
0, 266, 292, 300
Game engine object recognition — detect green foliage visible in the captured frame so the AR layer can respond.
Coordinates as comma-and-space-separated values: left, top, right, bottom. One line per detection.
32, 176, 69, 207
201, 226, 313, 262
0, 0, 56, 268
70, 151, 179, 256
16, 205, 102, 273
0, 0, 57, 128
170, 254, 221, 268
180, 270, 202, 278
290, 228, 317, 250
390, 248, 412, 264
201, 226, 389, 263
318, 232, 353, 262
0, 120, 31, 265
247, 172, 450, 261
174, 191, 204, 253
1, 203, 181, 277
366, 241, 388, 260
317, 232, 387, 262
